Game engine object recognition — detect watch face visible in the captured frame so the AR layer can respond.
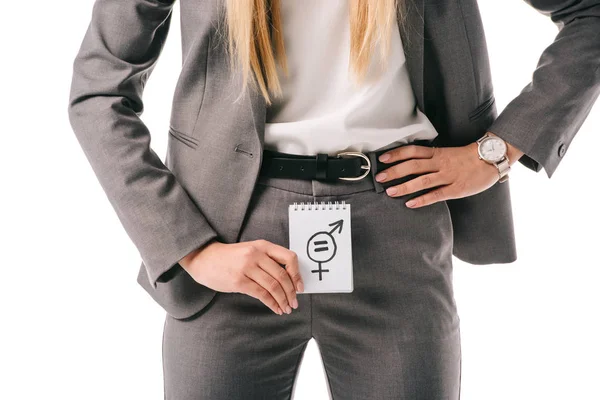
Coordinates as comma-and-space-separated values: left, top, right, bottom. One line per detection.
479, 137, 507, 162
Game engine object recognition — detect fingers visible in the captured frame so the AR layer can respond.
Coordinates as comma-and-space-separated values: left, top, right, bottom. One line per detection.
376, 143, 497, 206
238, 239, 302, 315
405, 187, 450, 208
378, 145, 436, 163
243, 252, 296, 314
238, 277, 284, 315
253, 239, 304, 293
385, 172, 450, 198
259, 253, 299, 311
375, 149, 440, 184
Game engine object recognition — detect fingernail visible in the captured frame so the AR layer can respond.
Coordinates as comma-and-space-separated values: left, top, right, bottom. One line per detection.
379, 153, 390, 162
386, 187, 397, 196
292, 298, 298, 309
285, 305, 292, 314
406, 199, 417, 207
297, 281, 304, 293
375, 173, 387, 182
277, 307, 283, 315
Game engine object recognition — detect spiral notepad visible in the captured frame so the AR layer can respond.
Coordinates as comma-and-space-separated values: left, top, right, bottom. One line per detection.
288, 201, 354, 293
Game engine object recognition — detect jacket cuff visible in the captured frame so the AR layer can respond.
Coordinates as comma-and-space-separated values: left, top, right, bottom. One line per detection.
147, 232, 219, 288
486, 82, 584, 180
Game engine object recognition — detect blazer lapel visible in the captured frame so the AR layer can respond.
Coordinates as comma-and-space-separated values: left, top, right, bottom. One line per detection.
248, 0, 426, 145
247, 78, 267, 147
399, 0, 425, 112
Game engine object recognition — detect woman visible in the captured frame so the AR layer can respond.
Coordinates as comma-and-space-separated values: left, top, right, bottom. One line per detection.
67, 0, 600, 398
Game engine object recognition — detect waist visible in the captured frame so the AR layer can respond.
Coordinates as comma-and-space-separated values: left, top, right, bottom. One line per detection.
260, 138, 437, 182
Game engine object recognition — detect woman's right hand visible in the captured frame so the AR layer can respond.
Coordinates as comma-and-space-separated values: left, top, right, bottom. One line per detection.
179, 239, 303, 315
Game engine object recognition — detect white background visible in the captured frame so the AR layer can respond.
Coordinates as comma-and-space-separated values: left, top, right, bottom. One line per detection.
2, 1, 599, 399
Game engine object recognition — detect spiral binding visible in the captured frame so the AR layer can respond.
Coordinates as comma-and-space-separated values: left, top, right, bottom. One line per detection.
291, 200, 347, 211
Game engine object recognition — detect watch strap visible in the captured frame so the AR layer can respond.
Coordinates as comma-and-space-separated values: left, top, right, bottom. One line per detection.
495, 156, 511, 183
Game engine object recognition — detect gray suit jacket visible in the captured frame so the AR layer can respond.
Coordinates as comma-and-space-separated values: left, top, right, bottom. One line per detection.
68, 0, 600, 320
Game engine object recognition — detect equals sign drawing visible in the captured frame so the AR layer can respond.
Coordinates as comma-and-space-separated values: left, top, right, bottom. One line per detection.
313, 240, 329, 252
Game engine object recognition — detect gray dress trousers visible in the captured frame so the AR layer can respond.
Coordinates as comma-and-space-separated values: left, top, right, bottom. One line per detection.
162, 142, 461, 400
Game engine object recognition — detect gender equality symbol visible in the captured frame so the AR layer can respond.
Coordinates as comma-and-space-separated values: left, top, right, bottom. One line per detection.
306, 219, 344, 281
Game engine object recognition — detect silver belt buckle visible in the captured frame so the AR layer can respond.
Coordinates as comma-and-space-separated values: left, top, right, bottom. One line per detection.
335, 151, 372, 181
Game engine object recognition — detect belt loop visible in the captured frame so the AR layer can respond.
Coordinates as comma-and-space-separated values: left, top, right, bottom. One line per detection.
316, 153, 328, 180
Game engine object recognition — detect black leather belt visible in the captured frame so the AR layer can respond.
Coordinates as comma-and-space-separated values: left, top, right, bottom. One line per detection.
259, 150, 371, 181
259, 139, 439, 181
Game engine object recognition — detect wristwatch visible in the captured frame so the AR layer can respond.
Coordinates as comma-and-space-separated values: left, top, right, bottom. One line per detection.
476, 132, 511, 183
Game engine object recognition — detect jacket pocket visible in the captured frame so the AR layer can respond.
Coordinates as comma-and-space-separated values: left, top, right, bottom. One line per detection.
168, 127, 199, 149
468, 95, 495, 121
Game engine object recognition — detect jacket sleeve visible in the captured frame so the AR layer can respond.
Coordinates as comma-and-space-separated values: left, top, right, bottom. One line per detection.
486, 0, 600, 178
67, 0, 220, 288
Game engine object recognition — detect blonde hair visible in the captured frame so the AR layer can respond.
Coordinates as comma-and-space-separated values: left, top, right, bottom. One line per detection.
221, 0, 410, 106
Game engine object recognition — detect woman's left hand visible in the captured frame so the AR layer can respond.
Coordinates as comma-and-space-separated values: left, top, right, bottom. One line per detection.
374, 141, 501, 208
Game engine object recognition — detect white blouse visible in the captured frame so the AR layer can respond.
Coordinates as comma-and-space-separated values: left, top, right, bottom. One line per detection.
263, 0, 439, 155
